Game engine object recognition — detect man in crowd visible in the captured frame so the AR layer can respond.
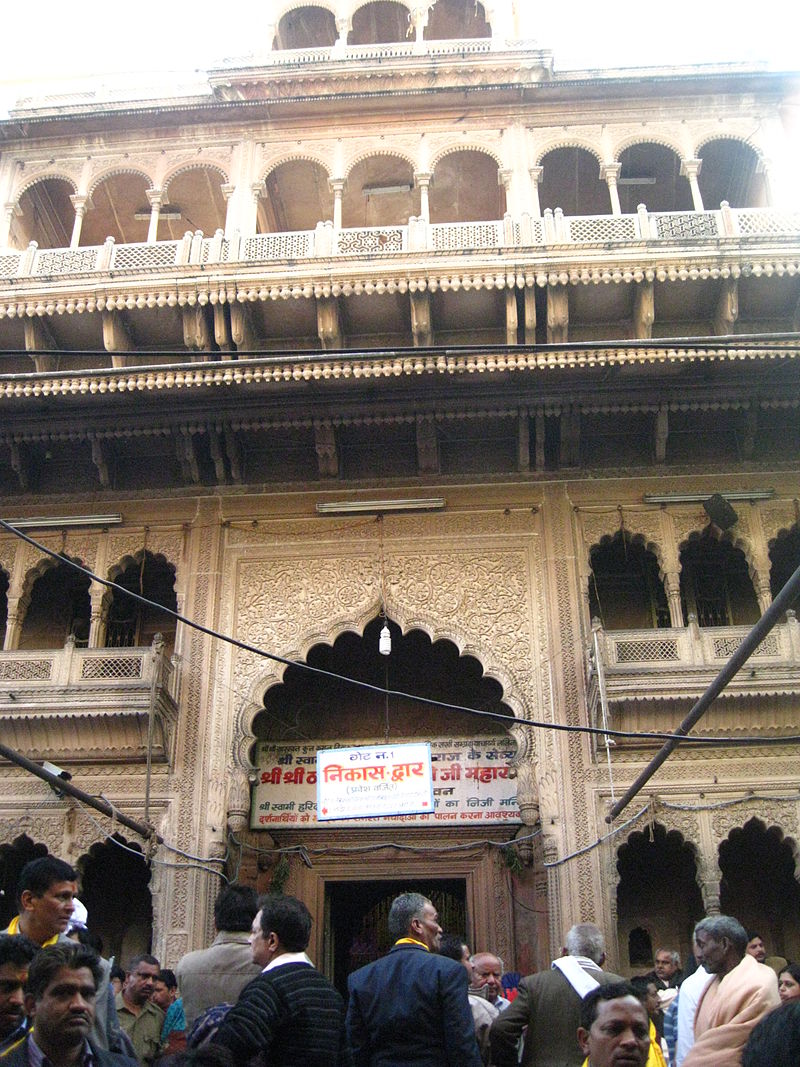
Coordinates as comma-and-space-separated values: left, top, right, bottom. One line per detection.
115, 954, 164, 1066
440, 935, 498, 1065
648, 949, 682, 989
745, 931, 786, 976
0, 935, 36, 1052
471, 952, 510, 1011
683, 915, 779, 1066
346, 892, 482, 1067
0, 941, 136, 1067
176, 883, 261, 1030
674, 940, 709, 1067
211, 893, 349, 1065
577, 982, 651, 1067
4, 857, 126, 1055
490, 922, 624, 1067
152, 969, 185, 1050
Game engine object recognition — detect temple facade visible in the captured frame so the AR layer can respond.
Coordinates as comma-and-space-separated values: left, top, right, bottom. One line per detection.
1, 0, 799, 985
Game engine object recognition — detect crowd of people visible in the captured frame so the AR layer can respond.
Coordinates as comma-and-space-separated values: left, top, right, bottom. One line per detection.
1, 854, 799, 1067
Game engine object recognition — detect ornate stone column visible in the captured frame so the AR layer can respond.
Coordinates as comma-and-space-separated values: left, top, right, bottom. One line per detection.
663, 571, 684, 627
334, 16, 352, 49
69, 195, 91, 248
329, 178, 345, 233
680, 159, 704, 212
409, 5, 430, 47
2, 202, 22, 248
528, 167, 543, 218
756, 157, 773, 206
696, 851, 722, 915
498, 168, 513, 215
88, 581, 107, 648
415, 172, 431, 223
3, 596, 21, 650
600, 163, 622, 216
145, 188, 164, 244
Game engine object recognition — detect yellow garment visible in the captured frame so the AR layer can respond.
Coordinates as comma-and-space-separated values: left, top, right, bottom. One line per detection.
394, 937, 430, 950
4, 915, 59, 947
580, 1020, 664, 1067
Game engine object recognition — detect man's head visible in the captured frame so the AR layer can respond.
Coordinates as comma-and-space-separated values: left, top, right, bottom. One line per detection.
565, 922, 606, 966
746, 932, 767, 964
470, 952, 504, 1003
386, 893, 442, 952
742, 1000, 800, 1067
152, 968, 178, 1012
0, 934, 37, 1041
123, 954, 160, 1007
653, 949, 680, 983
578, 982, 651, 1067
16, 856, 78, 945
24, 942, 102, 1055
693, 915, 747, 977
439, 934, 473, 980
630, 976, 661, 1020
213, 884, 259, 934
249, 894, 312, 969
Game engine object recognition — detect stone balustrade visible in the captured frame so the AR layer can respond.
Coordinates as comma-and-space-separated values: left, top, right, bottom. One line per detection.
1, 205, 797, 284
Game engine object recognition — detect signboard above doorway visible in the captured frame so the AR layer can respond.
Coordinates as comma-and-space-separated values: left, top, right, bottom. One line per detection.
317, 741, 433, 821
251, 734, 520, 830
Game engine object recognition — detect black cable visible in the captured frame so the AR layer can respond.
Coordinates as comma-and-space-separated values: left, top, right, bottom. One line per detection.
3, 517, 800, 748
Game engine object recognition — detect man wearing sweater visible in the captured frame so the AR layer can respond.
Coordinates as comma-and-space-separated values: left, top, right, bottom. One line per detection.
210, 893, 350, 1066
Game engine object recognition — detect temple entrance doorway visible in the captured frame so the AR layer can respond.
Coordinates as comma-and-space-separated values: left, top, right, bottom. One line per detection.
325, 877, 467, 998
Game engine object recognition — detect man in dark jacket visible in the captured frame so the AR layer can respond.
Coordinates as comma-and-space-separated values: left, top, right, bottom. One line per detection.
0, 942, 135, 1067
346, 892, 483, 1067
211, 893, 350, 1066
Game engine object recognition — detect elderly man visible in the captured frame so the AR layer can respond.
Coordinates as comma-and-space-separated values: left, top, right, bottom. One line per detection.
471, 952, 510, 1011
440, 935, 498, 1065
648, 949, 682, 989
0, 942, 136, 1067
490, 922, 624, 1067
577, 982, 651, 1067
682, 915, 779, 1067
346, 892, 482, 1067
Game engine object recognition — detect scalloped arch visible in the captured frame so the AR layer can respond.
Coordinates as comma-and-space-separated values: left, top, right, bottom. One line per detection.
767, 519, 800, 549
344, 146, 418, 179
260, 153, 333, 184
616, 817, 701, 862
612, 135, 684, 162
352, 0, 413, 22
15, 172, 79, 202
162, 160, 230, 193
273, 0, 338, 26
718, 814, 800, 874
694, 133, 764, 160
234, 600, 526, 770
678, 525, 753, 564
534, 141, 604, 167
106, 548, 177, 582
430, 143, 504, 172
88, 166, 154, 199
587, 527, 666, 573
18, 553, 86, 614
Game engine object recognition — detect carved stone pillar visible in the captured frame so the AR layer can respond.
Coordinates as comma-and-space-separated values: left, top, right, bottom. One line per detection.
1, 202, 22, 248
3, 597, 21, 650
498, 168, 513, 214
410, 290, 433, 347
69, 194, 91, 248
756, 157, 773, 206
88, 581, 107, 648
634, 281, 654, 340
680, 159, 704, 212
329, 179, 345, 233
547, 284, 568, 343
654, 404, 668, 464
226, 771, 252, 838
145, 188, 164, 244
696, 852, 722, 915
663, 571, 683, 627
600, 163, 622, 216
714, 278, 738, 336
528, 167, 543, 219
415, 172, 431, 223
334, 16, 351, 48
409, 5, 429, 45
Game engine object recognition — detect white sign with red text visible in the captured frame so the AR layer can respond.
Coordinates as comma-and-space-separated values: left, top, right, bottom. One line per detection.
316, 742, 433, 821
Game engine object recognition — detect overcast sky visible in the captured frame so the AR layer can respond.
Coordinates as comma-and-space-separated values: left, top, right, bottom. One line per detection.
1, 0, 797, 118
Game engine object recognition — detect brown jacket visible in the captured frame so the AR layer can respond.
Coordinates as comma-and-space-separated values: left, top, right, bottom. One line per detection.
175, 931, 262, 1029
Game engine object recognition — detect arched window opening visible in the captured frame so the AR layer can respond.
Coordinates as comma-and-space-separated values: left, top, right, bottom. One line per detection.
0, 835, 49, 929
348, 1, 411, 44
679, 531, 759, 627
429, 151, 503, 223
105, 553, 177, 655
769, 524, 800, 612
18, 559, 91, 650
342, 156, 418, 228
273, 6, 337, 49
617, 144, 692, 215
162, 167, 228, 241
589, 531, 669, 630
719, 818, 800, 961
0, 568, 9, 648
617, 824, 703, 973
12, 179, 75, 250
424, 0, 490, 39
79, 835, 153, 963
538, 147, 609, 217
81, 172, 150, 247
698, 140, 766, 210
259, 160, 333, 233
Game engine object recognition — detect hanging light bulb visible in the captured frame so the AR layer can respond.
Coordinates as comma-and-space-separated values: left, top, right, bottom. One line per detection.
379, 623, 392, 656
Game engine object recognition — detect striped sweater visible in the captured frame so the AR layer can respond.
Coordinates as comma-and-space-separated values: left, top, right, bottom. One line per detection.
211, 962, 351, 1066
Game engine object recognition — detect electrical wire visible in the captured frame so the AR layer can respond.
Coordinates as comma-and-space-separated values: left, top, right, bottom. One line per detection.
2, 518, 799, 748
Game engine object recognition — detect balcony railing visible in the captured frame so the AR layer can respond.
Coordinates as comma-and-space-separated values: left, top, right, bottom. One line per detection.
2, 206, 797, 284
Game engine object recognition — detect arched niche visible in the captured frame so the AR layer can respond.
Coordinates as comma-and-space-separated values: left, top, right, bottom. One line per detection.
273, 5, 337, 49
697, 139, 767, 209
424, 0, 490, 39
0, 566, 8, 647
13, 178, 76, 249
0, 834, 49, 928
342, 155, 418, 227
81, 172, 151, 247
348, 1, 411, 44
105, 551, 178, 656
161, 166, 229, 240
78, 835, 153, 963
768, 522, 800, 610
616, 823, 704, 972
617, 143, 692, 215
252, 614, 514, 746
589, 530, 670, 630
430, 150, 503, 223
719, 817, 800, 960
259, 159, 333, 233
18, 556, 91, 650
678, 528, 759, 627
538, 147, 608, 217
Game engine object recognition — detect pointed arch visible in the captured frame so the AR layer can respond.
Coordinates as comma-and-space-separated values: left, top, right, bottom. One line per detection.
588, 529, 670, 630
